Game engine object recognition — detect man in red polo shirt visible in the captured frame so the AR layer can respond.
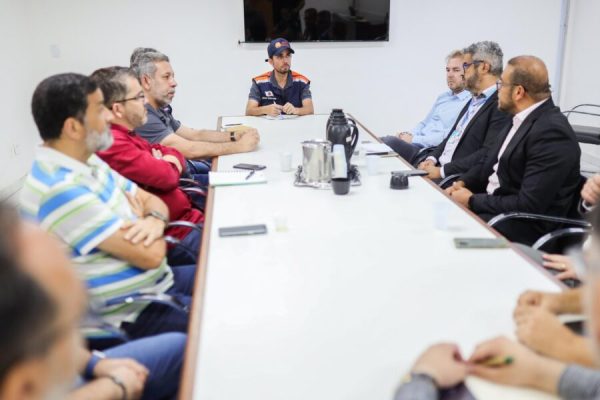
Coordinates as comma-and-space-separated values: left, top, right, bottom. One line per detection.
92, 66, 203, 266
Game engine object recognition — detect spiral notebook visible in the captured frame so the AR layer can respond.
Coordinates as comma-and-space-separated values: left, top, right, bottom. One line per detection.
209, 170, 267, 186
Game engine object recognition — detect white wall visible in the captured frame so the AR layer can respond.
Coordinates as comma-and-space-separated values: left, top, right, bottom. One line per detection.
559, 0, 600, 167
1, 0, 565, 192
0, 0, 38, 197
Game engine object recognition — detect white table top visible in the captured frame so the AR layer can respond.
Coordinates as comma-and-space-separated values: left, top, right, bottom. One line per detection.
190, 114, 560, 400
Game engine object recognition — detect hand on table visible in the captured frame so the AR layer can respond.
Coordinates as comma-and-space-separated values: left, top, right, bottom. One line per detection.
411, 343, 467, 389
467, 336, 564, 392
449, 187, 473, 208
282, 102, 298, 115
516, 290, 563, 314
513, 305, 579, 360
237, 130, 260, 152
445, 180, 465, 195
581, 175, 600, 206
420, 164, 441, 179
264, 103, 283, 117
542, 253, 579, 281
397, 132, 413, 143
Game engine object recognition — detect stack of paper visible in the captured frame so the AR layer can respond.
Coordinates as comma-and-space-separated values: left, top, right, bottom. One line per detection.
209, 171, 267, 186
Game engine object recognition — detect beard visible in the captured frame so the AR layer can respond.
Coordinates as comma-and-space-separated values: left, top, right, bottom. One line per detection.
85, 127, 114, 152
465, 69, 479, 93
498, 94, 517, 114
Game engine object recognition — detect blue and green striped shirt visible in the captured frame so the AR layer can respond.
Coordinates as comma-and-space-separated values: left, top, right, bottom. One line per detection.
21, 147, 174, 327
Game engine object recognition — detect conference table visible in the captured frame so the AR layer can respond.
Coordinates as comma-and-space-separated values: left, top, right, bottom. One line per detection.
180, 114, 563, 400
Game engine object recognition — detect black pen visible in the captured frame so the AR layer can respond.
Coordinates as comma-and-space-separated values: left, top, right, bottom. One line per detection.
366, 151, 396, 156
245, 170, 255, 180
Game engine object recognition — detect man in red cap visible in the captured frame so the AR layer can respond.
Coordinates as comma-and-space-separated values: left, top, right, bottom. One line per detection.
245, 38, 314, 117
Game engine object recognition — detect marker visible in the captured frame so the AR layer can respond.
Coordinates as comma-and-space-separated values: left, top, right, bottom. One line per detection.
245, 170, 256, 180
478, 356, 513, 367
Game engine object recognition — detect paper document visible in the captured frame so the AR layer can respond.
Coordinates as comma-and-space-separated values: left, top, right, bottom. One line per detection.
209, 171, 267, 186
265, 114, 299, 120
223, 124, 253, 132
362, 142, 394, 154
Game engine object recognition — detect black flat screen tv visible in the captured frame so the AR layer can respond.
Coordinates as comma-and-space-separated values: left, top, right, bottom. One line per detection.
243, 0, 390, 42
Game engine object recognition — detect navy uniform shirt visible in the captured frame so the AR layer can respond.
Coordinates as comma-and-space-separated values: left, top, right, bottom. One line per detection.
248, 70, 311, 108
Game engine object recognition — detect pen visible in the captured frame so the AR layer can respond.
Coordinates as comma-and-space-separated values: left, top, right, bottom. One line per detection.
477, 355, 513, 367
245, 170, 255, 180
224, 123, 242, 127
366, 151, 397, 156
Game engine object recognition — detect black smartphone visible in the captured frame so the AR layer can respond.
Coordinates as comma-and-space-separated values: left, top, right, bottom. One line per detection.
218, 224, 267, 237
454, 237, 509, 249
391, 169, 429, 177
233, 163, 266, 171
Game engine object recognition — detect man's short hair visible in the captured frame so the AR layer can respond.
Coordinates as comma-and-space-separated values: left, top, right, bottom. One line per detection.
507, 56, 552, 102
463, 41, 504, 76
90, 66, 137, 109
446, 49, 464, 63
0, 222, 58, 386
31, 73, 98, 141
130, 47, 157, 67
131, 50, 170, 80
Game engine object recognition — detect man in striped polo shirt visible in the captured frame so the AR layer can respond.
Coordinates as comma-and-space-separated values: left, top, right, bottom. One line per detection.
21, 72, 195, 339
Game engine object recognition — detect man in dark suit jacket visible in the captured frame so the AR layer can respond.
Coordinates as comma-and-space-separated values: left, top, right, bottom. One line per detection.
448, 55, 581, 245
419, 41, 511, 180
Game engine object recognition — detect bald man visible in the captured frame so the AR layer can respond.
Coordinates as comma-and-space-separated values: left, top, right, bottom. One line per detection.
447, 55, 581, 245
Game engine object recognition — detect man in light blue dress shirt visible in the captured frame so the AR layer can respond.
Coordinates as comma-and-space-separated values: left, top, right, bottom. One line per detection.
381, 50, 470, 162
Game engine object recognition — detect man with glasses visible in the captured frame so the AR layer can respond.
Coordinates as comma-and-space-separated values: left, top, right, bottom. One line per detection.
245, 38, 314, 117
380, 50, 470, 162
21, 73, 195, 342
447, 55, 581, 245
418, 41, 510, 180
92, 66, 204, 267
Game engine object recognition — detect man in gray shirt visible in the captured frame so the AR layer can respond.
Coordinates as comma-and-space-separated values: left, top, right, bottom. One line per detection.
131, 49, 260, 160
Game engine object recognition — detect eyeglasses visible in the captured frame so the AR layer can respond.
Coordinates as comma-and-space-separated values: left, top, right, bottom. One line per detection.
115, 92, 145, 103
462, 60, 484, 71
496, 79, 528, 92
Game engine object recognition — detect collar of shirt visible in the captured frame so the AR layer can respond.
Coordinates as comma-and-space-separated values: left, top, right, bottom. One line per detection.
452, 89, 471, 101
475, 84, 497, 100
512, 98, 549, 127
111, 123, 135, 136
270, 70, 292, 90
35, 146, 96, 178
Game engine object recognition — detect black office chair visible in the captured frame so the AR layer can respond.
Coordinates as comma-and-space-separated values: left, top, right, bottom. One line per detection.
411, 146, 437, 167
84, 292, 190, 350
564, 103, 600, 145
179, 178, 208, 211
164, 220, 204, 264
487, 176, 589, 253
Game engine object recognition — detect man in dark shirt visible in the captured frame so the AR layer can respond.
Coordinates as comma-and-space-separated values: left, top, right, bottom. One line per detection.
245, 38, 314, 117
131, 49, 260, 161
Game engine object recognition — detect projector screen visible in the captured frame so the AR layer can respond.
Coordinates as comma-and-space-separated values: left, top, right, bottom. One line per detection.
243, 0, 390, 42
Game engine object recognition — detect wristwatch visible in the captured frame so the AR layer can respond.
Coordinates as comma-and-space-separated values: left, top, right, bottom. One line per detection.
144, 210, 169, 226
230, 131, 236, 142
84, 350, 106, 379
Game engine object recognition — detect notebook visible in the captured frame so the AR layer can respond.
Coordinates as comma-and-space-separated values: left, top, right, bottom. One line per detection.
209, 170, 267, 186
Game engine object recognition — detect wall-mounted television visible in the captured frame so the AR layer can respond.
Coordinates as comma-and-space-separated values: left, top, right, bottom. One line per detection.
243, 0, 390, 42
